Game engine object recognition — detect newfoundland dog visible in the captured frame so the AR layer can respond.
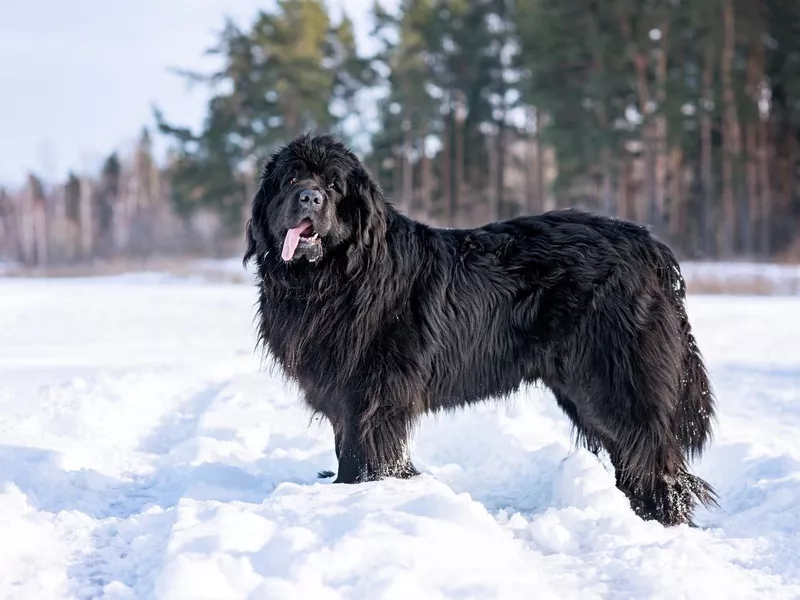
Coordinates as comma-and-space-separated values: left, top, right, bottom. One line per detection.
244, 133, 717, 527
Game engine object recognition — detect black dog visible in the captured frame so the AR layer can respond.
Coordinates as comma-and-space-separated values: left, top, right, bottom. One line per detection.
244, 133, 717, 527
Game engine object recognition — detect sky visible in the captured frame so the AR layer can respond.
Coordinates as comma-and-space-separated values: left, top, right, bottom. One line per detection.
0, 0, 386, 188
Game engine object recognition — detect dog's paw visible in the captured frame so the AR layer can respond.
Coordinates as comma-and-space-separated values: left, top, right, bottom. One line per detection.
394, 461, 421, 479
628, 472, 717, 527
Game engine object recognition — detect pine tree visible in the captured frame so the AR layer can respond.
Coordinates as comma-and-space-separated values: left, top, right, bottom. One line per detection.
97, 153, 120, 256
371, 0, 440, 217
157, 0, 372, 234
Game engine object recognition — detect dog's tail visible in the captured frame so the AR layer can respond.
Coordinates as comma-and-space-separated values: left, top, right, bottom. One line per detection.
675, 311, 716, 459
654, 241, 716, 459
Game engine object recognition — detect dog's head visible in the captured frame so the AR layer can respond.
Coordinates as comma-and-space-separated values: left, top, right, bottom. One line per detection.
244, 133, 387, 271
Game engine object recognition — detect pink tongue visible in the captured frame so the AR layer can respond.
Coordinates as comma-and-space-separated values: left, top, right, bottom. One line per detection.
281, 222, 310, 261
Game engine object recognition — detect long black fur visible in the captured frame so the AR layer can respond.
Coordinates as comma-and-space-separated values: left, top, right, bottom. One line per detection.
244, 133, 718, 526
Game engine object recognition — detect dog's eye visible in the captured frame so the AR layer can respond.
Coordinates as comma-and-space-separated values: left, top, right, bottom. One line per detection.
328, 182, 336, 191
288, 177, 297, 186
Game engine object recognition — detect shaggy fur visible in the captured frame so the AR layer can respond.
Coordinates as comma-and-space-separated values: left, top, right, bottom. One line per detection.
244, 133, 718, 527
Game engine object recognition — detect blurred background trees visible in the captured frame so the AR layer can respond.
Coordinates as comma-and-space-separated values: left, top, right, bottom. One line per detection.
2, 0, 800, 267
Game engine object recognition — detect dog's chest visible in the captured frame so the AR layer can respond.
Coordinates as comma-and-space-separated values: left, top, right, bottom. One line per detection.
260, 288, 363, 371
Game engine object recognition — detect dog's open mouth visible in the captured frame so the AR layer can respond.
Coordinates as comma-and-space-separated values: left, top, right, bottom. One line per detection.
282, 219, 322, 262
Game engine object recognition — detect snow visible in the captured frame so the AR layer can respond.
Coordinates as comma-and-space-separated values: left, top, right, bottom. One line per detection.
681, 260, 800, 283
681, 261, 800, 295
1, 267, 800, 599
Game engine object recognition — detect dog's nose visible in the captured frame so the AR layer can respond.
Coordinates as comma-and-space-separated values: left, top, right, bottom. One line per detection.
299, 189, 323, 206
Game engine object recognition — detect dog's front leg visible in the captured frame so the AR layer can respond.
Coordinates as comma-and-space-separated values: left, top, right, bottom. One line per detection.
333, 405, 418, 484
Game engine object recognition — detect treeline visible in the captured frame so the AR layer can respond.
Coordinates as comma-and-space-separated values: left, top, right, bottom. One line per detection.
3, 0, 800, 267
0, 130, 243, 267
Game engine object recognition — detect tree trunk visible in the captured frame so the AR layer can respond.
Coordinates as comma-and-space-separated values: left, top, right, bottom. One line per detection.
79, 177, 94, 258
758, 110, 772, 257
600, 146, 614, 216
618, 154, 632, 221
745, 122, 759, 255
401, 118, 413, 215
668, 147, 685, 241
594, 96, 615, 216
454, 95, 466, 224
494, 113, 506, 221
721, 0, 742, 257
0, 190, 20, 263
51, 183, 69, 263
488, 128, 498, 222
33, 192, 47, 266
392, 148, 402, 207
20, 179, 36, 266
621, 15, 656, 226
643, 129, 656, 226
534, 108, 545, 214
700, 40, 715, 257
786, 128, 795, 214
653, 15, 670, 234
524, 109, 534, 215
743, 37, 764, 256
443, 102, 454, 224
420, 128, 432, 221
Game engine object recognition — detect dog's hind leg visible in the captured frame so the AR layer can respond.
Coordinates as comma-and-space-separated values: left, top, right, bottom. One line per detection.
552, 390, 603, 456
578, 343, 717, 525
551, 387, 676, 522
558, 274, 718, 526
595, 382, 717, 525
599, 427, 717, 527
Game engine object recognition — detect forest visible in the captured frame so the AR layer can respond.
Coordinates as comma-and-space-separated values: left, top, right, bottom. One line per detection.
2, 0, 800, 266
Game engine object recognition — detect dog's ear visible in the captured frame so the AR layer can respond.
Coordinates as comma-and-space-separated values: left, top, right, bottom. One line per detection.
243, 218, 257, 267
360, 179, 388, 247
243, 154, 282, 267
345, 171, 388, 276
243, 180, 268, 266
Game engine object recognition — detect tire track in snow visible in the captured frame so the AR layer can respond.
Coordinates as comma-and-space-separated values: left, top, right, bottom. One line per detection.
67, 381, 231, 600
67, 372, 329, 599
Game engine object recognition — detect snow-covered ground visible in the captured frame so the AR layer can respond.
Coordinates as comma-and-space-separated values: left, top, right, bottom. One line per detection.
194, 257, 800, 294
1, 268, 799, 599
680, 261, 800, 295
